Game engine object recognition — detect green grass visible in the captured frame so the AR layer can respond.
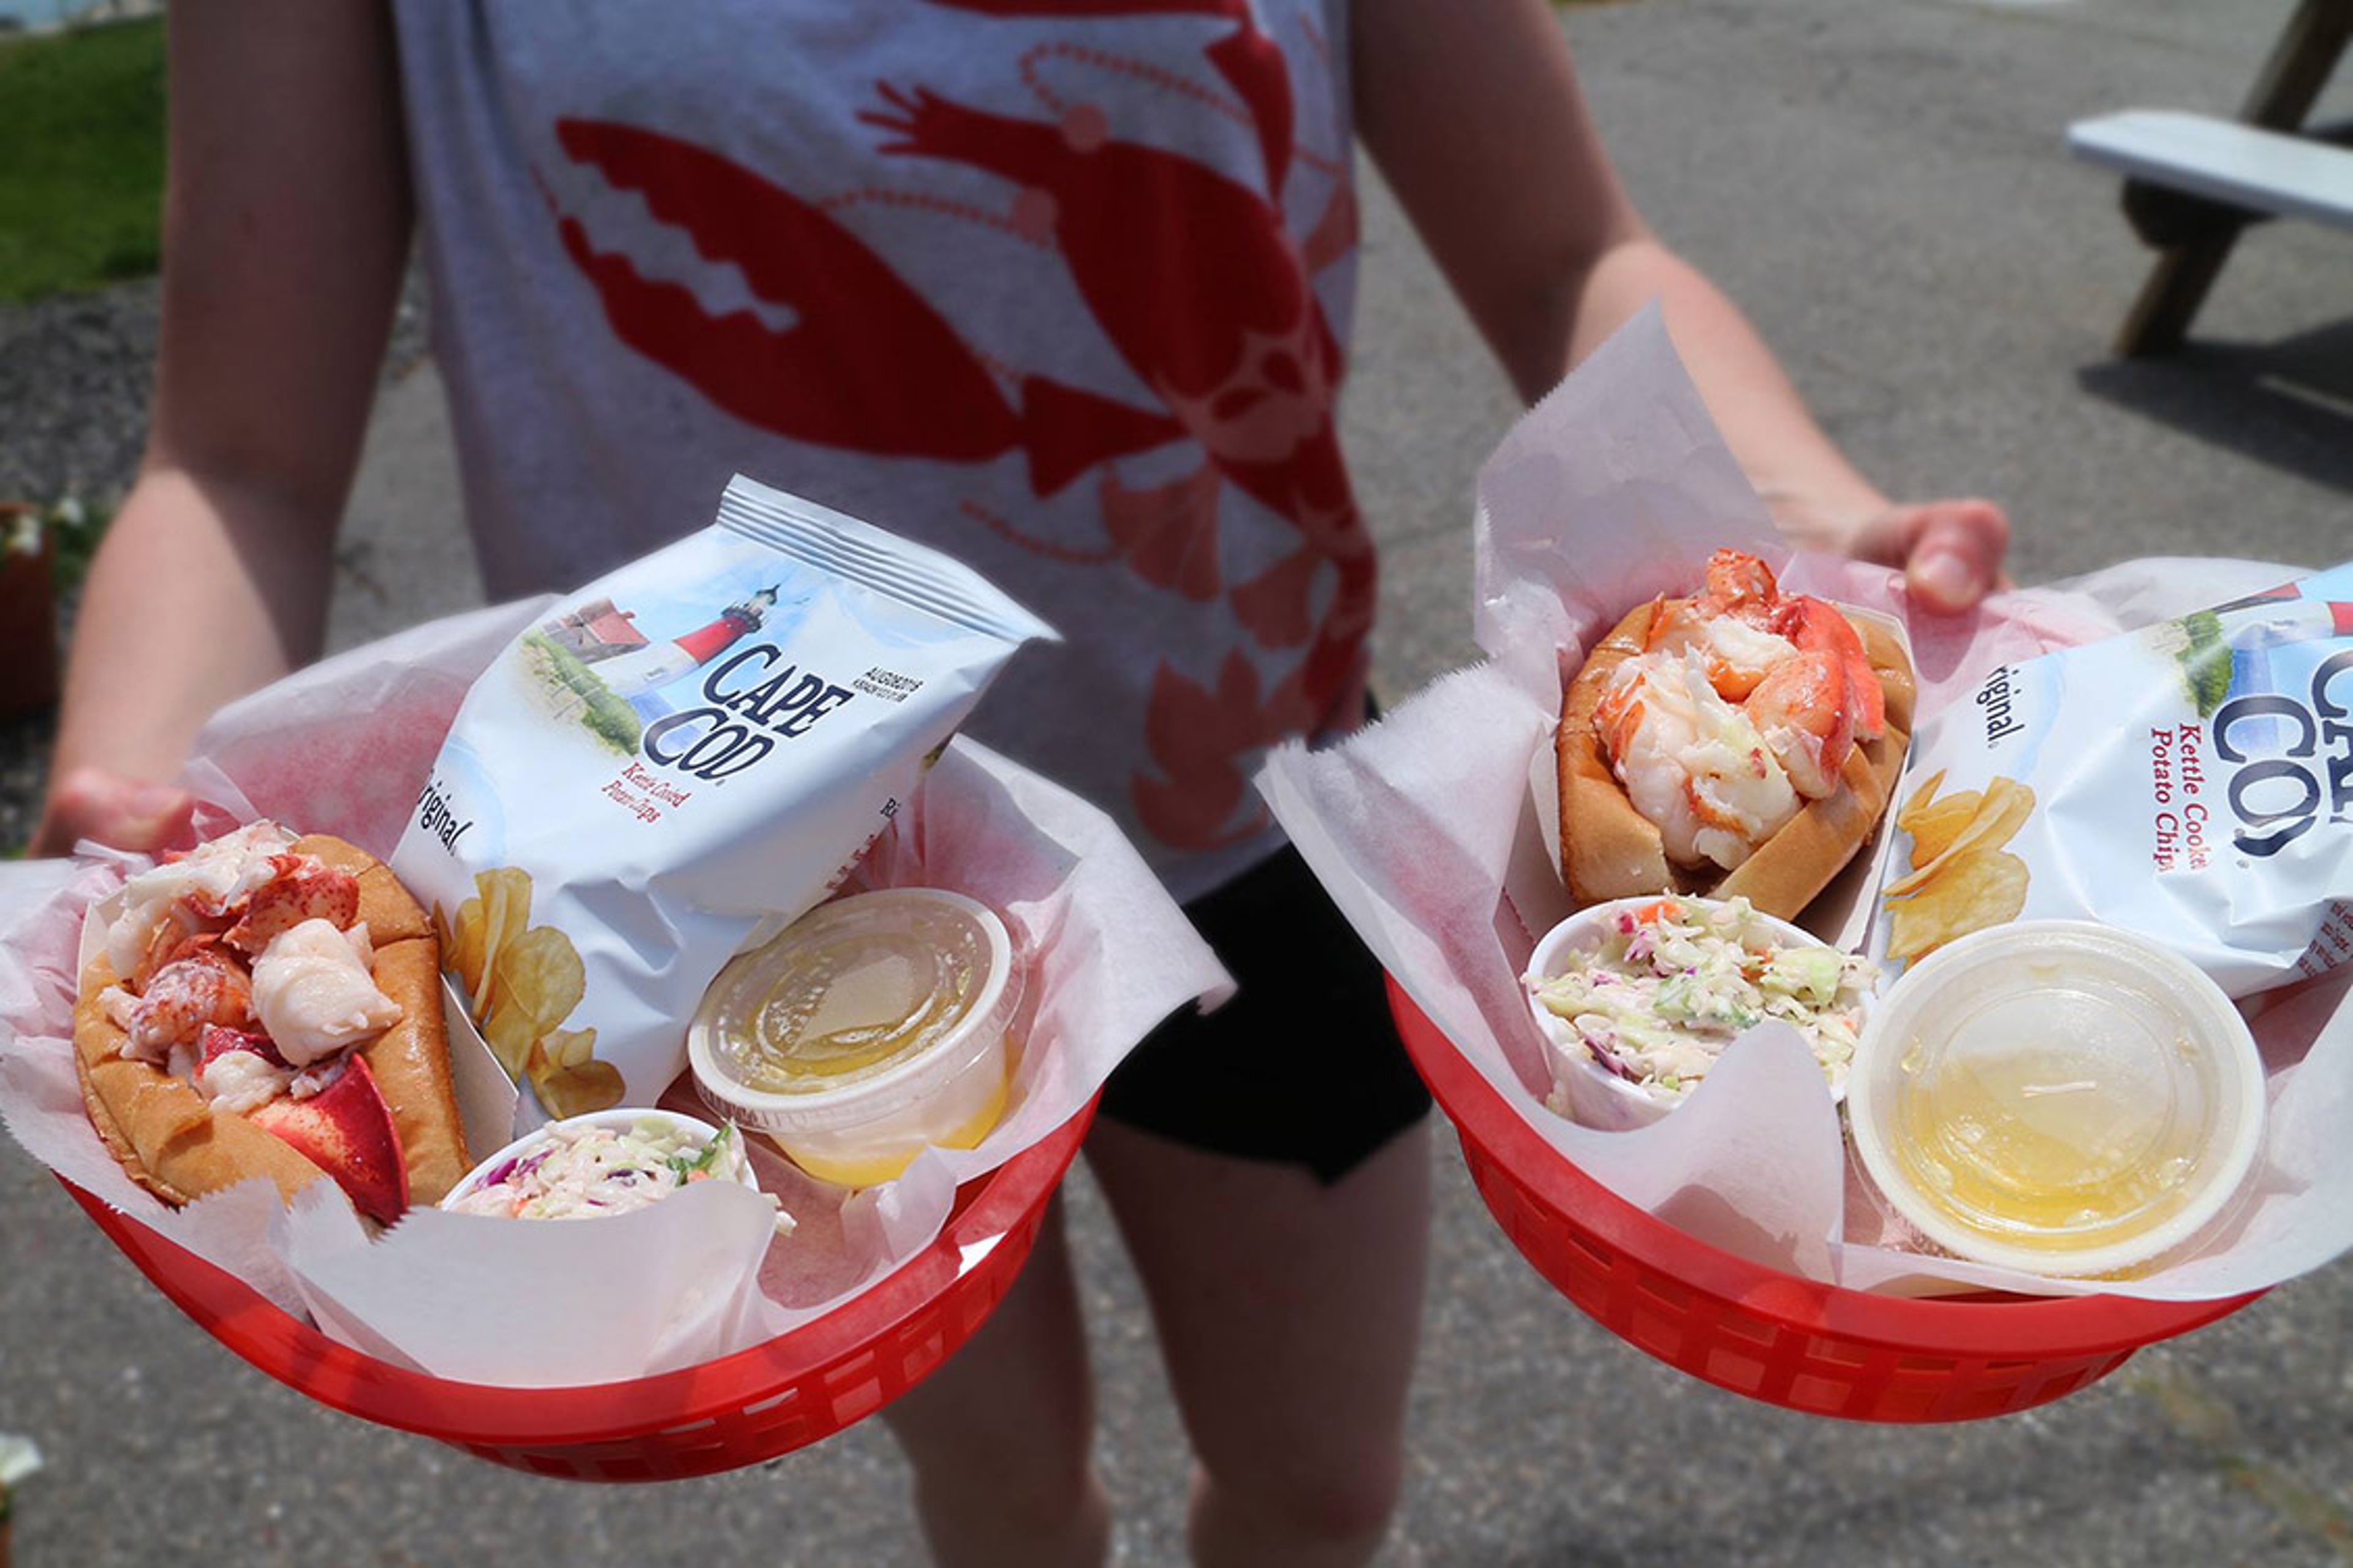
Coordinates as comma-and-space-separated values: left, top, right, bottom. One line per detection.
521, 631, 645, 756
0, 18, 167, 303
2173, 607, 2232, 718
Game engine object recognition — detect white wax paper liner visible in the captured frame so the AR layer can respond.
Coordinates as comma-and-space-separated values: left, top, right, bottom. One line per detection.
1259, 304, 2353, 1301
0, 608, 1229, 1387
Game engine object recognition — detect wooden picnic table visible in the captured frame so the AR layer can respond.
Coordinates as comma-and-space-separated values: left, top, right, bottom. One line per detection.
2069, 0, 2353, 355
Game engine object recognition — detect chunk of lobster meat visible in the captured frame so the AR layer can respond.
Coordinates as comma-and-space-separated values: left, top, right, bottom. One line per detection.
1696, 548, 1783, 626
97, 985, 139, 1034
133, 919, 213, 989
1770, 596, 1884, 739
1598, 650, 1800, 869
250, 918, 401, 1067
1594, 665, 1646, 763
122, 947, 255, 1064
248, 1054, 409, 1224
224, 854, 361, 955
158, 821, 300, 919
1746, 649, 1857, 799
102, 822, 294, 980
196, 1040, 295, 1114
1642, 593, 1799, 701
197, 1021, 288, 1070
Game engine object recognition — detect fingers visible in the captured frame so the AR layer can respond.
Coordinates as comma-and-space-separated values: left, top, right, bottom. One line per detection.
1904, 498, 2010, 613
31, 768, 195, 858
1851, 498, 2011, 615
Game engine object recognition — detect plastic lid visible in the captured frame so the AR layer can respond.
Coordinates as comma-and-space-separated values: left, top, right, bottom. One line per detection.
1847, 922, 2265, 1277
688, 889, 1020, 1134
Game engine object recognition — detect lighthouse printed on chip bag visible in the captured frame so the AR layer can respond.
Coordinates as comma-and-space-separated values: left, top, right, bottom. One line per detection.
1874, 561, 2353, 999
552, 584, 779, 703
392, 475, 1057, 1135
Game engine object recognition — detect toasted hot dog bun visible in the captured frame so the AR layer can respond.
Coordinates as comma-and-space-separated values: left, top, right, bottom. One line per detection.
72, 833, 468, 1211
1558, 604, 1915, 920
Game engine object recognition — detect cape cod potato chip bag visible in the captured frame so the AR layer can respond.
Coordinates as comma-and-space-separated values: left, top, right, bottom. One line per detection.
1876, 561, 2353, 997
392, 475, 1056, 1134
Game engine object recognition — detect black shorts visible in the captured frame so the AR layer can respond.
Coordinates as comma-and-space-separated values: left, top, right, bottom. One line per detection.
1097, 845, 1433, 1183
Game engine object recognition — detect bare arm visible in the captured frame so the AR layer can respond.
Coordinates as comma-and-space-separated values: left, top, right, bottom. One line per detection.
1353, 0, 2007, 605
36, 1, 413, 854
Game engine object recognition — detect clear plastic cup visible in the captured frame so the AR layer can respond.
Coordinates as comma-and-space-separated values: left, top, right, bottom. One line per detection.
1846, 921, 2265, 1278
688, 889, 1021, 1188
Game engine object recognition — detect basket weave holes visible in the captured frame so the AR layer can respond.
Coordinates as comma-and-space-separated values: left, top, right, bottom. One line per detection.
741, 1385, 805, 1418
1700, 1343, 1771, 1396
1801, 1333, 1872, 1368
824, 1350, 887, 1425
1786, 1373, 1857, 1414
900, 1323, 952, 1385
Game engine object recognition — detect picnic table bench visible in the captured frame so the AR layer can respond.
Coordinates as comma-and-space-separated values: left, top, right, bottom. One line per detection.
2068, 0, 2353, 355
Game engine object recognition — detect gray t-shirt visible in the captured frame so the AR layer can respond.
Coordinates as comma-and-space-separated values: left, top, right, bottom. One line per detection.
391, 0, 1366, 901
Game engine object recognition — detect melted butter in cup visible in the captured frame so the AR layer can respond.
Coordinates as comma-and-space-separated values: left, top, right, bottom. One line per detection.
689, 889, 1022, 1187
1848, 922, 2266, 1278
721, 896, 994, 1092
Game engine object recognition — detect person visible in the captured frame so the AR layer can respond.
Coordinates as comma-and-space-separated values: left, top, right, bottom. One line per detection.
36, 2, 2009, 1565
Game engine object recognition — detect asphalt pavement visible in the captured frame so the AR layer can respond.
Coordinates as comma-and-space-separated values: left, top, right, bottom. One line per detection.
6, 1, 2352, 1564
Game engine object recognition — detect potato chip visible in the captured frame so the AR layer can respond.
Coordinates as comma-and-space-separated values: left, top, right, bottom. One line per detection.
1974, 776, 2035, 848
450, 895, 488, 998
1886, 849, 2029, 961
1898, 768, 1949, 828
472, 876, 510, 1015
1885, 777, 2037, 897
472, 925, 586, 1078
1904, 793, 1983, 868
493, 925, 586, 1031
471, 867, 532, 1017
537, 1026, 597, 1072
527, 1027, 623, 1118
479, 994, 541, 1077
536, 1060, 626, 1119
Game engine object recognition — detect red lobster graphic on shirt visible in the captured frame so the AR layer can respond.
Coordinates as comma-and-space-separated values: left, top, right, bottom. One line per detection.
548, 116, 1180, 496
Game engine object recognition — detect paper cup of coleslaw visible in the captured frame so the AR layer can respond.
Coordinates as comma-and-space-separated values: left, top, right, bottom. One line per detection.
439, 1107, 774, 1222
1523, 896, 1876, 1131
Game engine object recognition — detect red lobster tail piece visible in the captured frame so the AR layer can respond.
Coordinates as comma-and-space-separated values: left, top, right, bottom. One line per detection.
248, 1055, 411, 1227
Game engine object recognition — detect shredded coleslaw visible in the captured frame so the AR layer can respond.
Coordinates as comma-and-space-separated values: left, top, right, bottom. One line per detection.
446, 1117, 765, 1222
1526, 897, 1875, 1106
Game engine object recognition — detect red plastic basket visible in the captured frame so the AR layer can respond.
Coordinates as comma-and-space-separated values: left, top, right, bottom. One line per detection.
1390, 979, 2262, 1422
61, 1100, 1095, 1480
